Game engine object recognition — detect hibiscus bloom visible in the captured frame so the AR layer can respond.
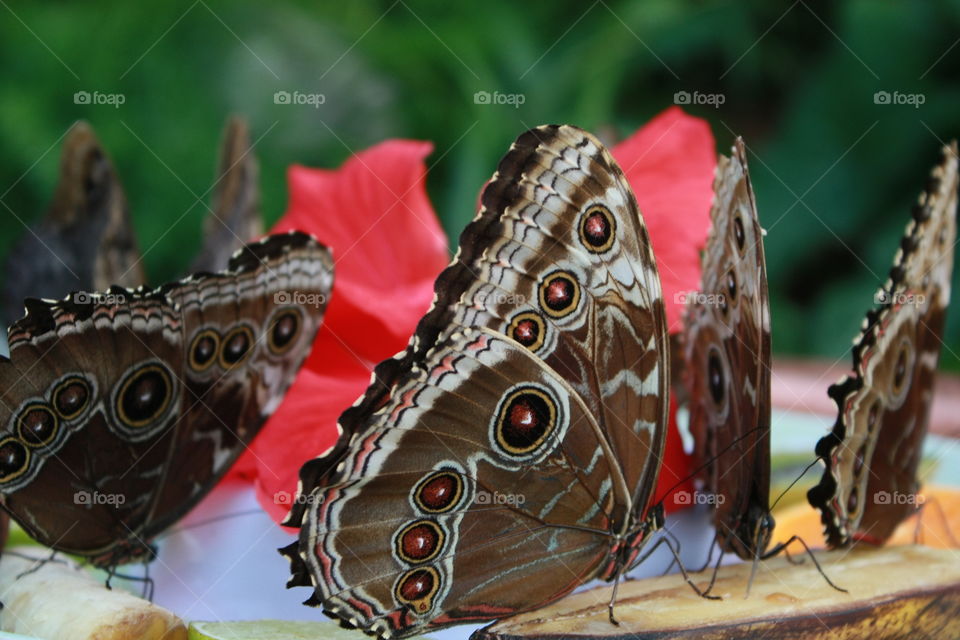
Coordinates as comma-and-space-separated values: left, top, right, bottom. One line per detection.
237, 106, 715, 524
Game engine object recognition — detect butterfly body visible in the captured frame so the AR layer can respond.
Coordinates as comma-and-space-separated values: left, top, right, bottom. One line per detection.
0, 231, 333, 567
283, 125, 671, 639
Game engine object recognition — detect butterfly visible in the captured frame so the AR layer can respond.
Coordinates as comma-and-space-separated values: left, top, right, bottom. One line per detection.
0, 231, 333, 568
281, 125, 672, 638
682, 138, 774, 562
2, 121, 144, 327
808, 142, 958, 547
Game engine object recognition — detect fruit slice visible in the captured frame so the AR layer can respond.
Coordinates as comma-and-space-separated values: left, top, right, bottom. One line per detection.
472, 545, 960, 639
772, 485, 960, 551
0, 547, 185, 640
189, 620, 431, 640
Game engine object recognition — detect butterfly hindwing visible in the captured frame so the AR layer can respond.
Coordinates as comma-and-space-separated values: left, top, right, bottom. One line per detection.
0, 231, 332, 565
292, 329, 622, 637
808, 142, 958, 547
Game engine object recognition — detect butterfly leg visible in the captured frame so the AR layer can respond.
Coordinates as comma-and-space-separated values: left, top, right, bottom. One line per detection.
763, 536, 847, 593
103, 565, 156, 600
651, 526, 686, 577
781, 544, 805, 565
700, 546, 724, 597
631, 536, 721, 600
105, 564, 116, 591
13, 548, 59, 580
607, 572, 622, 626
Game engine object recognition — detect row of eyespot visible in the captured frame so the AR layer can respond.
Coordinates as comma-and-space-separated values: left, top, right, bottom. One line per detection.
0, 309, 305, 486
187, 308, 304, 373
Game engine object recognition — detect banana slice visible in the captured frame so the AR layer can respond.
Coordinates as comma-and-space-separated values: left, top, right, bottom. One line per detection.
473, 545, 960, 640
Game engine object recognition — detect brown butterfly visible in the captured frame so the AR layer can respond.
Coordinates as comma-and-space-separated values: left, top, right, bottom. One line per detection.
281, 125, 671, 639
0, 231, 332, 568
682, 138, 774, 561
808, 142, 958, 547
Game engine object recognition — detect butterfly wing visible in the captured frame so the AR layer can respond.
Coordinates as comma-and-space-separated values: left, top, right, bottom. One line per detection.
284, 125, 669, 638
0, 231, 332, 565
290, 124, 669, 526
808, 143, 958, 547
288, 329, 625, 638
683, 139, 772, 558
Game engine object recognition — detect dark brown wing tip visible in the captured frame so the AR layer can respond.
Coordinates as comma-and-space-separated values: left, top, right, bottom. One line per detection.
279, 541, 313, 589
226, 230, 331, 273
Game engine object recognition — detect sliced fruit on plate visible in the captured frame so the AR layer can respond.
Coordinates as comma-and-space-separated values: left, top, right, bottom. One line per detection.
472, 545, 960, 640
189, 620, 431, 639
0, 547, 185, 640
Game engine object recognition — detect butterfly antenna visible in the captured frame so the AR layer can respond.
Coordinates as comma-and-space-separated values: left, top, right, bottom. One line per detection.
157, 508, 264, 540
658, 426, 764, 504
768, 457, 821, 513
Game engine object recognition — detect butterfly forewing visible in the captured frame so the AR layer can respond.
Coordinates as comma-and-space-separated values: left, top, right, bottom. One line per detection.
284, 125, 670, 638
808, 142, 958, 547
683, 139, 772, 559
0, 231, 332, 565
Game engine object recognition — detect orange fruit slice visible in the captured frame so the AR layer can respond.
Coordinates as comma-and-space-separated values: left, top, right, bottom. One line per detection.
771, 485, 960, 552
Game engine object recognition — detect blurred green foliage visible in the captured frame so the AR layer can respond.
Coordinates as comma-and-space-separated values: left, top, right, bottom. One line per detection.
1, 0, 959, 369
